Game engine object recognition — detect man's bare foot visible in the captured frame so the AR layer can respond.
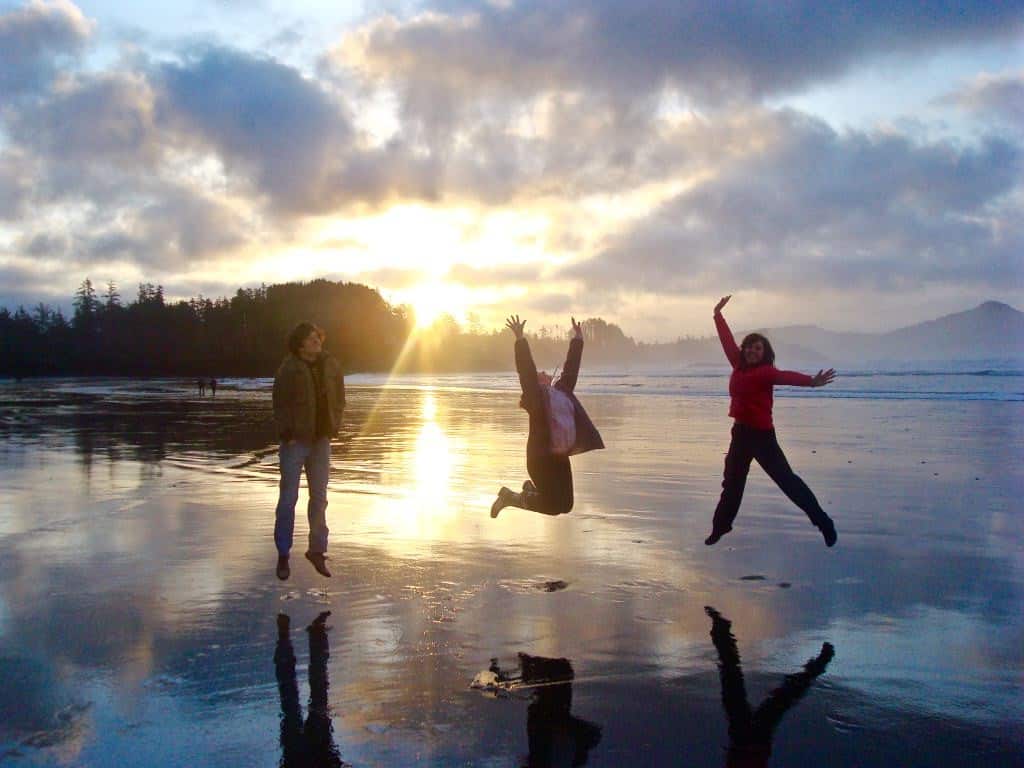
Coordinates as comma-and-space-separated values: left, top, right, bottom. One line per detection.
304, 551, 332, 577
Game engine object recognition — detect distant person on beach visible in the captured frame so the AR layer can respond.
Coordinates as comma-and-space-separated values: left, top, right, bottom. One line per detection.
706, 295, 837, 547
273, 323, 346, 579
197, 378, 206, 396
209, 378, 217, 397
490, 315, 604, 518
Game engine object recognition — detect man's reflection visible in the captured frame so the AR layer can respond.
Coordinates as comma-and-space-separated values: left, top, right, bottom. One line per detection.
489, 653, 602, 767
274, 612, 348, 768
705, 606, 834, 768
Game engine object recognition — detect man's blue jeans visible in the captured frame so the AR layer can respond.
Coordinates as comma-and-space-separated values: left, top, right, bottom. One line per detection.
274, 438, 330, 556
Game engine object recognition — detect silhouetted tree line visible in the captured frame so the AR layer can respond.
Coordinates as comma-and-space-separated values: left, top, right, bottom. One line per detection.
1, 277, 725, 377
1, 278, 411, 376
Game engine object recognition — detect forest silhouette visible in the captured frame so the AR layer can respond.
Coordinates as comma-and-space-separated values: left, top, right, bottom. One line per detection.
1, 277, 668, 376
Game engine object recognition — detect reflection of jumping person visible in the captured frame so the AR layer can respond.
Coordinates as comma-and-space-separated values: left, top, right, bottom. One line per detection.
491, 316, 604, 518
274, 612, 348, 768
488, 654, 602, 767
706, 296, 837, 547
705, 607, 834, 768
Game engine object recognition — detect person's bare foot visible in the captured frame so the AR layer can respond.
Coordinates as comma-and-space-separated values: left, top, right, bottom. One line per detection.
304, 551, 332, 577
276, 555, 290, 580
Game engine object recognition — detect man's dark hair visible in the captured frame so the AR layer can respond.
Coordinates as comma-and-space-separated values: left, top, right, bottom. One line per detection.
287, 322, 325, 355
739, 332, 775, 369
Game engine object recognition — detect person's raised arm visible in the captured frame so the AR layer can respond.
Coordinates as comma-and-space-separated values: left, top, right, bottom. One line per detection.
557, 317, 584, 392
713, 295, 741, 369
507, 315, 540, 408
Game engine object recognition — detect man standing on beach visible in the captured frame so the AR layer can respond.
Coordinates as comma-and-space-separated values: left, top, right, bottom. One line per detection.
272, 323, 345, 580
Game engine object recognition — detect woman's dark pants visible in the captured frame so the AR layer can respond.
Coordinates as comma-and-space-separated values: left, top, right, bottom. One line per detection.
525, 452, 574, 516
712, 422, 831, 534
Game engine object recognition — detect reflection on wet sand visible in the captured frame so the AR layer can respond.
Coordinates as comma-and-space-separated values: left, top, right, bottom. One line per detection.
705, 607, 833, 768
477, 653, 602, 767
275, 611, 349, 768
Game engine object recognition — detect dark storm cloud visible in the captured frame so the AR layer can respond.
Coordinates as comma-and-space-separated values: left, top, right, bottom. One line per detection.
0, 0, 92, 100
351, 1, 1024, 107
566, 110, 1024, 294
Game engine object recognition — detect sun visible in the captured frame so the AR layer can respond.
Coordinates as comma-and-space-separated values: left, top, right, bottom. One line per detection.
403, 281, 467, 329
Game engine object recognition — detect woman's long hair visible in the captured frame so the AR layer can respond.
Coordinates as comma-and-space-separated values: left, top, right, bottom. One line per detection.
738, 332, 775, 369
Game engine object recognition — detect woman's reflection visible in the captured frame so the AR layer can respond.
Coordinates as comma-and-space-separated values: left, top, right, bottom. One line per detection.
274, 612, 348, 768
705, 606, 833, 768
489, 653, 603, 767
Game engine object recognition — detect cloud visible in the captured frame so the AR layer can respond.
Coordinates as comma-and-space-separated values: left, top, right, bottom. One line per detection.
352, 266, 426, 289
155, 46, 355, 214
82, 184, 251, 268
445, 262, 541, 286
0, 150, 34, 219
565, 109, 1024, 295
344, 1, 1024, 110
0, 0, 93, 100
947, 71, 1024, 131
9, 71, 161, 171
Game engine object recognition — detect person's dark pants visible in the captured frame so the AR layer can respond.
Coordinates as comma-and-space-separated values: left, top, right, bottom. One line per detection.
712, 422, 831, 534
525, 452, 574, 516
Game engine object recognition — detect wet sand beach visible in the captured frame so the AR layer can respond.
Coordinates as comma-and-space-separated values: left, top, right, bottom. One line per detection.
0, 376, 1021, 766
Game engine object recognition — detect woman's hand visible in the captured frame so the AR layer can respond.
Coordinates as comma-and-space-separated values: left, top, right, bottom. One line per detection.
714, 295, 731, 314
571, 316, 583, 340
811, 368, 836, 387
505, 314, 526, 340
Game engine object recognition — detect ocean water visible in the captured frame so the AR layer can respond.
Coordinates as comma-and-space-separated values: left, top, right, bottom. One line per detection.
0, 370, 1021, 766
14, 357, 1023, 402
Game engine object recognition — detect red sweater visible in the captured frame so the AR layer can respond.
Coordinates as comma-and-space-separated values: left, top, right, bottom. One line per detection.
715, 312, 813, 430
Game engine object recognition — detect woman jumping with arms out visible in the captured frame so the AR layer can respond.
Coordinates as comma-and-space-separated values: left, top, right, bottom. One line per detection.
490, 315, 604, 518
706, 295, 838, 547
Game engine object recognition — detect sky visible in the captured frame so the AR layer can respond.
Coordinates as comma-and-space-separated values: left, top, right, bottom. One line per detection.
1, 0, 1022, 339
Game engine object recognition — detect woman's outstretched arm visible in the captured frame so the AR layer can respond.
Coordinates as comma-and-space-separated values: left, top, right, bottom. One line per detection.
772, 368, 835, 387
713, 295, 741, 369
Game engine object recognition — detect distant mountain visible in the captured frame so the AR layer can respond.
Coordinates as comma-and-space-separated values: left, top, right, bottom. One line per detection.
761, 301, 1024, 363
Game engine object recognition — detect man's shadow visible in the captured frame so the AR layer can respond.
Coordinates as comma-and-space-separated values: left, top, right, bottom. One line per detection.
274, 611, 348, 768
705, 607, 834, 768
489, 653, 602, 767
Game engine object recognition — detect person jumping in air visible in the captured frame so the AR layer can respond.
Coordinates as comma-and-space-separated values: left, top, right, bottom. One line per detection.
490, 315, 604, 518
706, 295, 838, 547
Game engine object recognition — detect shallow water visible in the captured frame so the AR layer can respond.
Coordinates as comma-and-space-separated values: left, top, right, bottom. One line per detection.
0, 378, 1021, 766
